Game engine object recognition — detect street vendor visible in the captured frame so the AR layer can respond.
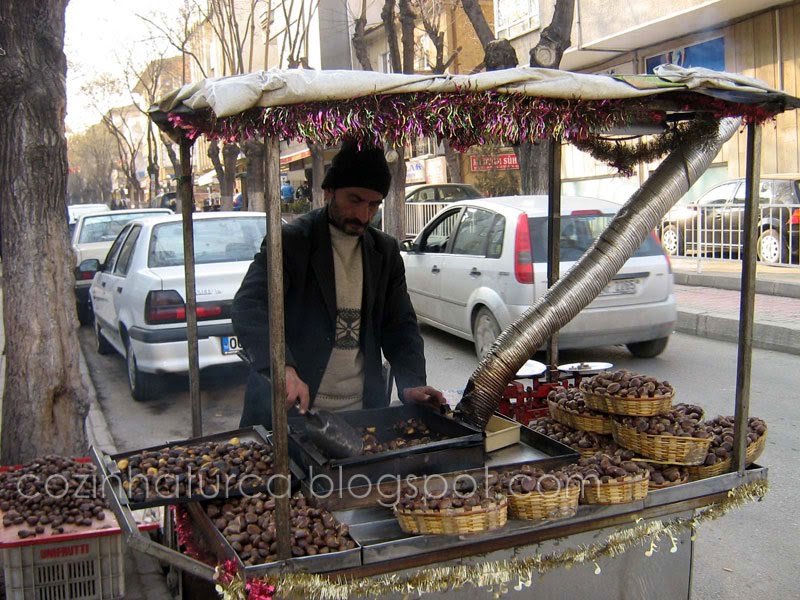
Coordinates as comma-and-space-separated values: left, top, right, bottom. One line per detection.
232, 141, 445, 428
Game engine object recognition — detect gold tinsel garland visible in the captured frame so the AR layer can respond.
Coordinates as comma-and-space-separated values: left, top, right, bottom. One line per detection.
570, 117, 720, 176
216, 480, 768, 600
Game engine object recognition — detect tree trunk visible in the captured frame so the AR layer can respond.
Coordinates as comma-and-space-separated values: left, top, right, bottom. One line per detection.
0, 0, 89, 463
399, 0, 416, 74
220, 143, 239, 211
384, 144, 407, 240
351, 1, 373, 71
309, 143, 325, 210
459, 0, 495, 48
382, 0, 402, 73
443, 139, 463, 183
243, 139, 265, 212
519, 0, 575, 194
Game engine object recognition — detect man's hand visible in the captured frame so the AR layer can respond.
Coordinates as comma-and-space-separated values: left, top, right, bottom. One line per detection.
285, 366, 310, 414
402, 386, 446, 411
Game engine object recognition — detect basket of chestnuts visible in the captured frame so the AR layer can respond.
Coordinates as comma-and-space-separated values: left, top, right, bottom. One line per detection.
490, 465, 580, 521
393, 484, 507, 535
528, 417, 611, 458
612, 404, 712, 465
579, 369, 674, 417
686, 416, 768, 480
546, 387, 613, 435
572, 453, 650, 505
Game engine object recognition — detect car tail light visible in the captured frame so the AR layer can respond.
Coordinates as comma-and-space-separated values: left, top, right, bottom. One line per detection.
652, 230, 672, 273
146, 290, 186, 324
570, 209, 603, 216
514, 213, 534, 284
790, 208, 800, 226
145, 290, 228, 324
77, 270, 95, 281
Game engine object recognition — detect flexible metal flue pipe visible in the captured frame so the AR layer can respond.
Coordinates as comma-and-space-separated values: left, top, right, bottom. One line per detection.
457, 117, 742, 429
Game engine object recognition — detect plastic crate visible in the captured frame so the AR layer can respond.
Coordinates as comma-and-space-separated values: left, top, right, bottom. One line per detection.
1, 532, 124, 600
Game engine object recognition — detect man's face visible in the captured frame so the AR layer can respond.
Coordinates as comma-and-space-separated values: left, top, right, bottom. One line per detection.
326, 187, 384, 236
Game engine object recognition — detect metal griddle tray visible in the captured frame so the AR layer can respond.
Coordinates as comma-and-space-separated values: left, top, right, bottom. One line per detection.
185, 500, 362, 575
94, 426, 303, 510
288, 404, 485, 493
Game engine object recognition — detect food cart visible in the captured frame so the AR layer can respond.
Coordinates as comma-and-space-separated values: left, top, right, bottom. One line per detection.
8, 66, 792, 600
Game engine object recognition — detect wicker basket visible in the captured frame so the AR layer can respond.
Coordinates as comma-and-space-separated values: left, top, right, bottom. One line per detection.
395, 497, 508, 535
687, 429, 768, 481
581, 472, 649, 505
507, 485, 580, 521
547, 401, 612, 435
647, 471, 689, 490
611, 420, 712, 465
577, 446, 603, 458
579, 384, 673, 417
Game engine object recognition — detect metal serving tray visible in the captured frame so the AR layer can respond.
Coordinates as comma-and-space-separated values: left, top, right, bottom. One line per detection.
289, 405, 485, 495
185, 500, 362, 575
94, 426, 303, 510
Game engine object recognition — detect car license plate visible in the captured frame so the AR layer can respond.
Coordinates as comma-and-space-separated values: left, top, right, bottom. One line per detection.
600, 278, 640, 296
221, 336, 240, 355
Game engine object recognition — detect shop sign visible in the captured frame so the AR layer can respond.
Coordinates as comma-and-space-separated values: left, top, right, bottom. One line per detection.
425, 156, 447, 184
470, 154, 519, 171
406, 160, 426, 183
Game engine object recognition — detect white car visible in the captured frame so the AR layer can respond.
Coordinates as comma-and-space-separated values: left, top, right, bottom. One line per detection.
72, 208, 173, 324
86, 212, 267, 400
402, 196, 677, 359
67, 203, 110, 237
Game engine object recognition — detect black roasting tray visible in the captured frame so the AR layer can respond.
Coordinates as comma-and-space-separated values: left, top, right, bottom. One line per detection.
94, 426, 303, 510
185, 499, 362, 575
288, 405, 485, 494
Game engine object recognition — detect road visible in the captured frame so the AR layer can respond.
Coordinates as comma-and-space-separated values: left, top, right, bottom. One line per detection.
79, 325, 799, 599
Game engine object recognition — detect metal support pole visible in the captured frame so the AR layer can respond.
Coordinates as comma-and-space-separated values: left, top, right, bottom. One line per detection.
546, 139, 562, 381
264, 137, 292, 559
732, 123, 761, 473
179, 137, 202, 437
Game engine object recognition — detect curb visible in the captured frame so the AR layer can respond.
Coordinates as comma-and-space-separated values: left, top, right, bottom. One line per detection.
676, 308, 800, 356
673, 271, 800, 299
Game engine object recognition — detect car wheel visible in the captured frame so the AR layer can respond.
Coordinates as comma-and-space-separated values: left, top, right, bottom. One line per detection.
660, 225, 681, 256
757, 228, 787, 265
94, 321, 113, 355
473, 307, 501, 359
125, 337, 157, 401
626, 336, 669, 358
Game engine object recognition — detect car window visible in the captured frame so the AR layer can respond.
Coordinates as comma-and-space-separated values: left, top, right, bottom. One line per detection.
148, 217, 267, 267
439, 186, 474, 202
698, 182, 737, 206
732, 181, 772, 205
417, 188, 436, 202
103, 224, 133, 271
771, 180, 799, 203
418, 209, 462, 253
451, 208, 496, 256
77, 212, 167, 244
530, 213, 664, 262
486, 215, 506, 258
113, 226, 142, 276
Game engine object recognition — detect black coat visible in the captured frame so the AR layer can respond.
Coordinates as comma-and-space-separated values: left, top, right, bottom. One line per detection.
232, 207, 427, 428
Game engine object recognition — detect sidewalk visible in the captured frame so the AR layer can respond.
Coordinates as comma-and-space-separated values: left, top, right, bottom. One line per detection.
670, 257, 800, 356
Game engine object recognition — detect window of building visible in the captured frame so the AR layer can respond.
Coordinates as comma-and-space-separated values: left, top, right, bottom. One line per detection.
645, 37, 725, 74
494, 0, 540, 40
380, 51, 393, 74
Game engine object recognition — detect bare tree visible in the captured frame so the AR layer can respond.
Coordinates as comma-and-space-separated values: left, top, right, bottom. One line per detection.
68, 124, 117, 203
0, 0, 90, 462
460, 0, 575, 194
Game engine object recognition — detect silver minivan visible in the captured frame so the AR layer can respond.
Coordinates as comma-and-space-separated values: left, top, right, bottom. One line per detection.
402, 196, 677, 359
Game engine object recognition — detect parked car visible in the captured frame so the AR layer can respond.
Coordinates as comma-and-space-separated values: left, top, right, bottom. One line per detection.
83, 212, 267, 401
658, 175, 800, 264
151, 191, 178, 210
402, 196, 677, 359
67, 203, 110, 237
72, 208, 173, 325
405, 183, 483, 203
370, 183, 484, 234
